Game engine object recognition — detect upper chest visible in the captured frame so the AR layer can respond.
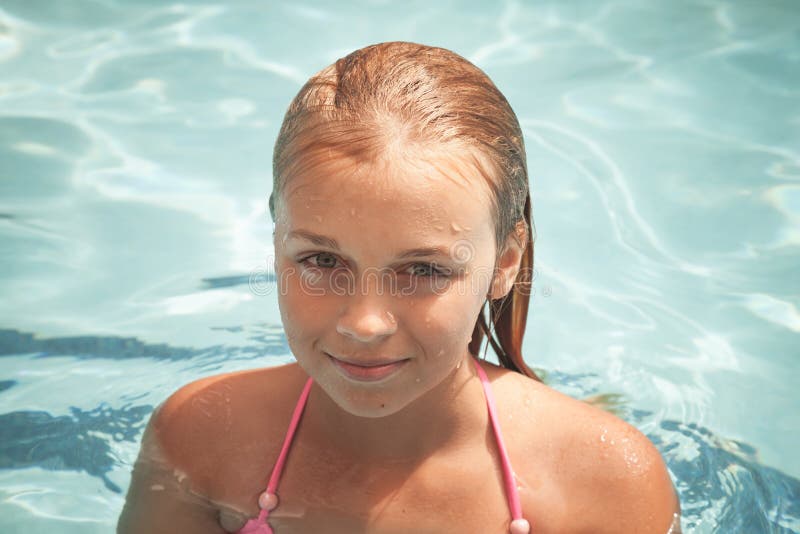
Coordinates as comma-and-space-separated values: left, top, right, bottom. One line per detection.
215, 423, 579, 534
210, 367, 584, 533
237, 439, 518, 533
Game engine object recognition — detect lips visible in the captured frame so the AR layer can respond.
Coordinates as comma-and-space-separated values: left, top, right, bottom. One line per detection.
326, 352, 409, 382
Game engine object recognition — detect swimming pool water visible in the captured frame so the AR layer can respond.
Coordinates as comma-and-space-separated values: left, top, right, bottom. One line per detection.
0, 1, 798, 532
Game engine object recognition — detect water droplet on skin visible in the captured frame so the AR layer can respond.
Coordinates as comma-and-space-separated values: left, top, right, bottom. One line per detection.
450, 222, 471, 233
173, 469, 187, 483
386, 311, 396, 325
350, 207, 356, 216
314, 215, 322, 222
456, 361, 462, 369
415, 378, 421, 383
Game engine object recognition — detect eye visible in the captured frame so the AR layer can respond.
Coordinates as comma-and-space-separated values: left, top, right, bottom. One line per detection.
302, 252, 340, 269
407, 263, 450, 278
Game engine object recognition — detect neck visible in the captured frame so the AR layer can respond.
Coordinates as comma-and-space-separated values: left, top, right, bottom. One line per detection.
305, 354, 489, 465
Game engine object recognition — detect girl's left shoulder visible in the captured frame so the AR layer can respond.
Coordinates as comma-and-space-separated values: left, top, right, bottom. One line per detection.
484, 362, 681, 533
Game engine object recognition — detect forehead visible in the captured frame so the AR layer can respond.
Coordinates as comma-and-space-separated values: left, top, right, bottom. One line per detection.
280, 151, 495, 236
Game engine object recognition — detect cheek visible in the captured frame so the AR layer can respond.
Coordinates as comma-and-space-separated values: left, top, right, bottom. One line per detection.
410, 288, 485, 352
277, 262, 336, 343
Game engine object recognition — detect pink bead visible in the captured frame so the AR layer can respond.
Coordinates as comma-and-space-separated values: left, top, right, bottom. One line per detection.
258, 491, 278, 510
509, 518, 531, 534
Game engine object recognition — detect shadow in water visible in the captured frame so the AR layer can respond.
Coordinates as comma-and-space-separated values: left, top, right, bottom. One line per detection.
0, 404, 152, 493
0, 326, 289, 361
201, 272, 275, 289
644, 412, 799, 533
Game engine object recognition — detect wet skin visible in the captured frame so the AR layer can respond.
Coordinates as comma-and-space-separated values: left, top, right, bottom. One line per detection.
117, 152, 680, 533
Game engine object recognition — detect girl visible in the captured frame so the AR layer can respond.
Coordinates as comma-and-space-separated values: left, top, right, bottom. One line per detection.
118, 41, 681, 534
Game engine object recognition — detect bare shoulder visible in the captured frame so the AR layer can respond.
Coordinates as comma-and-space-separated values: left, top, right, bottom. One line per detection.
481, 362, 680, 534
556, 396, 680, 533
151, 362, 304, 495
118, 363, 306, 533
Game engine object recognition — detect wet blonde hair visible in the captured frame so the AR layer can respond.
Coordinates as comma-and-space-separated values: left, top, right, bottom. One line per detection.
270, 41, 539, 380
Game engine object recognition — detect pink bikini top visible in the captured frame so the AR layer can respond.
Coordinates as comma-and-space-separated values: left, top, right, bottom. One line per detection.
238, 356, 531, 534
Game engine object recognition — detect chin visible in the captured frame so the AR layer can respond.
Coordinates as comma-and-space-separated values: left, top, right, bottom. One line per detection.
326, 383, 414, 419
344, 404, 406, 419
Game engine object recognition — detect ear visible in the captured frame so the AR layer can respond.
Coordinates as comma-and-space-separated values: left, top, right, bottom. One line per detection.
268, 192, 276, 222
489, 222, 527, 300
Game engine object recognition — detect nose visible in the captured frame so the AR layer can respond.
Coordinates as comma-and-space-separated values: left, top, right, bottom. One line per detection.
336, 288, 398, 343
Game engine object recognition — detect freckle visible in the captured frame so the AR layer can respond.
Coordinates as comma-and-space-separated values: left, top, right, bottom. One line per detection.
380, 404, 385, 408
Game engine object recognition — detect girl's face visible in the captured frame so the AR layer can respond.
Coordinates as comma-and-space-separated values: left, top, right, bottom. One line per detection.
273, 151, 501, 418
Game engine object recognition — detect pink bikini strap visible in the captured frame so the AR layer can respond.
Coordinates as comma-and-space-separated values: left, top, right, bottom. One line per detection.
253, 376, 314, 523
252, 365, 526, 530
473, 359, 525, 522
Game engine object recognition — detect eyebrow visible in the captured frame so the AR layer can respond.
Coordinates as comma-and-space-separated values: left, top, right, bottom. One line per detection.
287, 229, 453, 259
288, 229, 340, 250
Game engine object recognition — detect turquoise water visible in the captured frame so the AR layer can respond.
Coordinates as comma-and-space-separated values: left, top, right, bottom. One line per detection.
0, 1, 798, 532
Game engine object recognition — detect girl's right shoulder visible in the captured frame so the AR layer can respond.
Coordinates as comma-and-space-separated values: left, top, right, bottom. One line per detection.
118, 364, 306, 532
150, 362, 304, 494
156, 362, 300, 427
